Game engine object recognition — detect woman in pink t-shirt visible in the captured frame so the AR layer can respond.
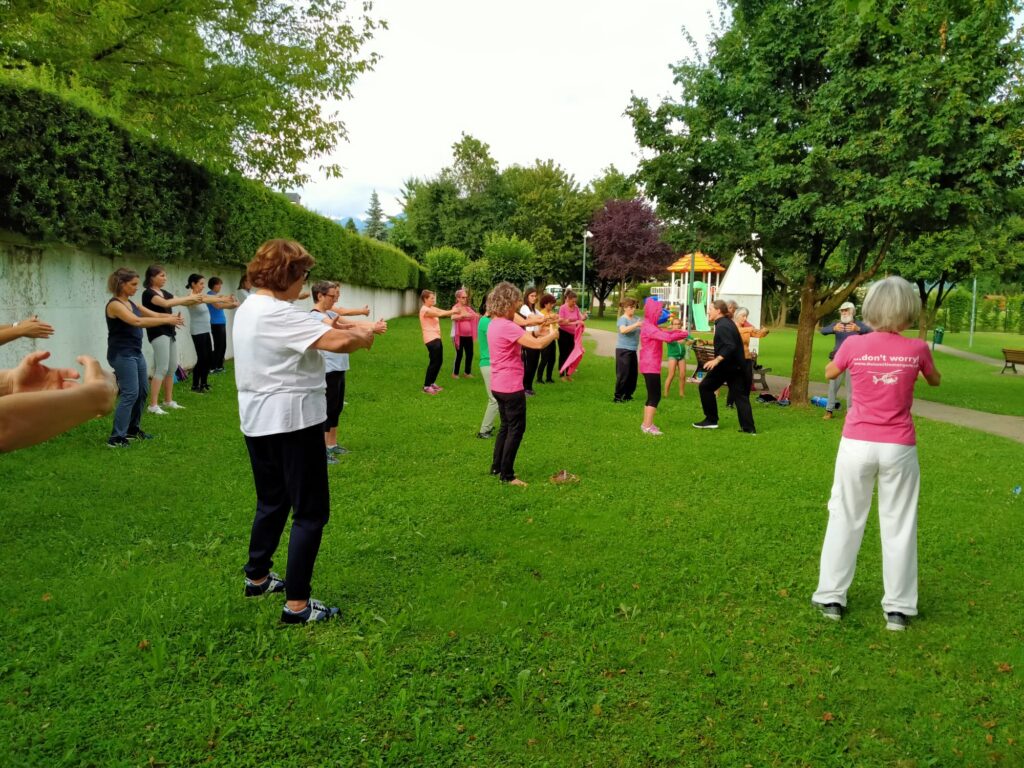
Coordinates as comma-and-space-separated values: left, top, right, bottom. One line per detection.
450, 288, 480, 379
557, 290, 587, 381
812, 277, 941, 632
419, 290, 465, 394
486, 282, 559, 487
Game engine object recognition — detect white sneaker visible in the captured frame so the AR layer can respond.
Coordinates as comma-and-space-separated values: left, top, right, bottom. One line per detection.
163, 401, 185, 410
147, 405, 167, 415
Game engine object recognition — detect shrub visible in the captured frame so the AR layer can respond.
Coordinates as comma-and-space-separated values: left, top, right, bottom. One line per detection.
482, 233, 536, 287
460, 258, 493, 302
424, 246, 468, 307
0, 82, 423, 291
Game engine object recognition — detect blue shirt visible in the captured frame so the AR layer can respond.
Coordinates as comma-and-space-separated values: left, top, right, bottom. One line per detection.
616, 314, 640, 350
820, 319, 871, 359
208, 291, 226, 325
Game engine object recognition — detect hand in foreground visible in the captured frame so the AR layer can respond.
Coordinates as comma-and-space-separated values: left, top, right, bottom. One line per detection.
78, 355, 117, 415
170, 314, 185, 327
361, 305, 370, 316
373, 320, 388, 335
11, 350, 80, 393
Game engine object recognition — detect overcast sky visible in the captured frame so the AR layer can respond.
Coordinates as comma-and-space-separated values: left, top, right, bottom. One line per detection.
296, 0, 722, 221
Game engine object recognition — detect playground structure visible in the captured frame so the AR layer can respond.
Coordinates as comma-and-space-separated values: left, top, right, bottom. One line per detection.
665, 252, 726, 331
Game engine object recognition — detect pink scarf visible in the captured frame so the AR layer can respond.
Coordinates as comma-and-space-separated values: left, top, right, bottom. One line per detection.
451, 304, 479, 349
559, 321, 586, 376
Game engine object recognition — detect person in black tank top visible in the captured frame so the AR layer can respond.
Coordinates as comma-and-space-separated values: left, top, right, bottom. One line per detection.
104, 268, 183, 447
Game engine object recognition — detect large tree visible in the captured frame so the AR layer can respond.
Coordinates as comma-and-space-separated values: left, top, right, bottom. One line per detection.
0, 0, 383, 187
589, 199, 673, 317
629, 0, 1024, 402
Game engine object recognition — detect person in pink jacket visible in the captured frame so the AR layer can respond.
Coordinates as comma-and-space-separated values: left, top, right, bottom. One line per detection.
639, 298, 688, 435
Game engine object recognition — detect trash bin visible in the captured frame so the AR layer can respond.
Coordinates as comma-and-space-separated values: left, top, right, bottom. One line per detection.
933, 326, 944, 345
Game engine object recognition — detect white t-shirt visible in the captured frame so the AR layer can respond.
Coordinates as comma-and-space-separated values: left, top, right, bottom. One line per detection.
519, 304, 538, 333
310, 309, 350, 373
232, 294, 330, 436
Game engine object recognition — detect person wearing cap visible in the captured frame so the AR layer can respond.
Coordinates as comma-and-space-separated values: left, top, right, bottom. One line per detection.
819, 301, 871, 420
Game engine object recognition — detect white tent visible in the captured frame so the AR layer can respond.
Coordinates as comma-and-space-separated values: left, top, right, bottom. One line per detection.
718, 252, 765, 353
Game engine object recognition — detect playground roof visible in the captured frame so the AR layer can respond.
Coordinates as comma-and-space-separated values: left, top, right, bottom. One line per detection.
667, 252, 726, 273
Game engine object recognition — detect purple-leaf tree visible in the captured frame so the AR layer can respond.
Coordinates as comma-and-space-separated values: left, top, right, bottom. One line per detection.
589, 199, 673, 316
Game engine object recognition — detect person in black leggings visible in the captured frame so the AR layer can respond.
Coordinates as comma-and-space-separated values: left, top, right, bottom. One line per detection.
519, 286, 540, 394
537, 293, 558, 383
419, 290, 464, 394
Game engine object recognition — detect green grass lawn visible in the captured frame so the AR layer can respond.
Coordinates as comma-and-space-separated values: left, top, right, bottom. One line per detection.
587, 317, 1024, 417
2, 316, 1022, 766
938, 330, 1024, 362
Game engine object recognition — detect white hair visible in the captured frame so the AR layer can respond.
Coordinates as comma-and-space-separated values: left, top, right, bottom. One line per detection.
861, 277, 920, 332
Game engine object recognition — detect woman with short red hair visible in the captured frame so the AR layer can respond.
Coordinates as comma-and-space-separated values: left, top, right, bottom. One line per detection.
234, 239, 376, 625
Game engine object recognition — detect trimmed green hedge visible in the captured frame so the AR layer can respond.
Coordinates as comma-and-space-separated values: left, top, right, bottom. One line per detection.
0, 82, 424, 291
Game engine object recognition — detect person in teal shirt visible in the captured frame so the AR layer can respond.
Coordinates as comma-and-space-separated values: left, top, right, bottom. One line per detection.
476, 307, 498, 438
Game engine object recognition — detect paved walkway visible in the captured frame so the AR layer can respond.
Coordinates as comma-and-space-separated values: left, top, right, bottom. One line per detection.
932, 343, 1004, 366
584, 328, 1024, 444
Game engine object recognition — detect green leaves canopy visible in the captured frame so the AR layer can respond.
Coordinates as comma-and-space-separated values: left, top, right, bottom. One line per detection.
0, 0, 383, 187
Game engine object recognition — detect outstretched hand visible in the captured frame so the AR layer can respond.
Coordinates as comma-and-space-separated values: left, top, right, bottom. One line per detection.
11, 351, 80, 393
373, 320, 388, 335
77, 355, 118, 414
17, 315, 55, 339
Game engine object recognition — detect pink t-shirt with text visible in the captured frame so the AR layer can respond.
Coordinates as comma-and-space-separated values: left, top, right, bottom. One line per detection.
833, 332, 936, 446
487, 317, 527, 394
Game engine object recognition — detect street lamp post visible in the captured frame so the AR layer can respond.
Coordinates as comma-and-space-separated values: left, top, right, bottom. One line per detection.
581, 230, 593, 311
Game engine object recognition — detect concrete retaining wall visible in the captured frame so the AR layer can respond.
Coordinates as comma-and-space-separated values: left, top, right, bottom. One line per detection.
0, 231, 419, 370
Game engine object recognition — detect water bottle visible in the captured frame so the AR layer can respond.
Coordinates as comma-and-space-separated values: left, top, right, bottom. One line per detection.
811, 396, 828, 408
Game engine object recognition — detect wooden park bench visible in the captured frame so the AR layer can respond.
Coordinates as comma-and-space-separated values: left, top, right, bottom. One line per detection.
691, 341, 771, 391
1002, 348, 1024, 374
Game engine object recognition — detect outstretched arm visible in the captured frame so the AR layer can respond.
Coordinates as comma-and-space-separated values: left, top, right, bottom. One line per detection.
0, 354, 116, 452
0, 316, 55, 346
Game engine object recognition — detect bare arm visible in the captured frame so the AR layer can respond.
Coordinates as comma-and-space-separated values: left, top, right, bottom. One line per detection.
108, 301, 184, 329
332, 304, 370, 317
825, 362, 842, 380
923, 368, 941, 386
147, 293, 201, 309
0, 354, 116, 452
517, 325, 558, 350
422, 306, 456, 319
619, 320, 642, 334
0, 316, 55, 345
311, 325, 376, 353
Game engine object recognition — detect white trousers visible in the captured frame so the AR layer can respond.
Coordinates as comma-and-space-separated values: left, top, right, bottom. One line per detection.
812, 437, 920, 615
478, 365, 499, 432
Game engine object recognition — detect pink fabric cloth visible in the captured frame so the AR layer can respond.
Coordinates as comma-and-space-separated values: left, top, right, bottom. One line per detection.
487, 317, 527, 393
639, 299, 688, 374
833, 332, 935, 446
559, 323, 586, 377
451, 304, 480, 349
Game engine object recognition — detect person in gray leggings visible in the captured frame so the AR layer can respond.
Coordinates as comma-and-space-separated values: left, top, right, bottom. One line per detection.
141, 265, 201, 415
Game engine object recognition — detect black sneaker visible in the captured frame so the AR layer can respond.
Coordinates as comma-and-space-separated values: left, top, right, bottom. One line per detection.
813, 601, 844, 621
244, 572, 286, 597
281, 598, 340, 625
126, 430, 155, 441
525, 389, 536, 396
738, 428, 757, 435
885, 612, 910, 631
692, 419, 719, 429
477, 430, 494, 439
106, 436, 130, 448
622, 396, 634, 401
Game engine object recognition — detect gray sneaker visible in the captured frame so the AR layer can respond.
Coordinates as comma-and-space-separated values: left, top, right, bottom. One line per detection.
326, 450, 340, 465
327, 445, 349, 455
244, 572, 286, 597
813, 601, 844, 621
281, 598, 340, 625
885, 612, 910, 631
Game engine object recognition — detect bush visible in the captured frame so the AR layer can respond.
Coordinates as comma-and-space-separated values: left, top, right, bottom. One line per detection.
0, 82, 424, 291
460, 258, 493, 303
424, 246, 468, 307
482, 233, 536, 286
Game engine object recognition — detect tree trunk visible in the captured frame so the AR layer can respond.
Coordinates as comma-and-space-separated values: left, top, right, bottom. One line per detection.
789, 276, 819, 405
917, 305, 930, 339
775, 290, 789, 328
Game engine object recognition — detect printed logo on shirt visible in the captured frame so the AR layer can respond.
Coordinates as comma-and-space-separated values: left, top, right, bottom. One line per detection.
852, 352, 919, 386
869, 370, 902, 385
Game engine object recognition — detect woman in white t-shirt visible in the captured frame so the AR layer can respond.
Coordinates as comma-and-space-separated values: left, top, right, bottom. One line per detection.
234, 239, 375, 625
